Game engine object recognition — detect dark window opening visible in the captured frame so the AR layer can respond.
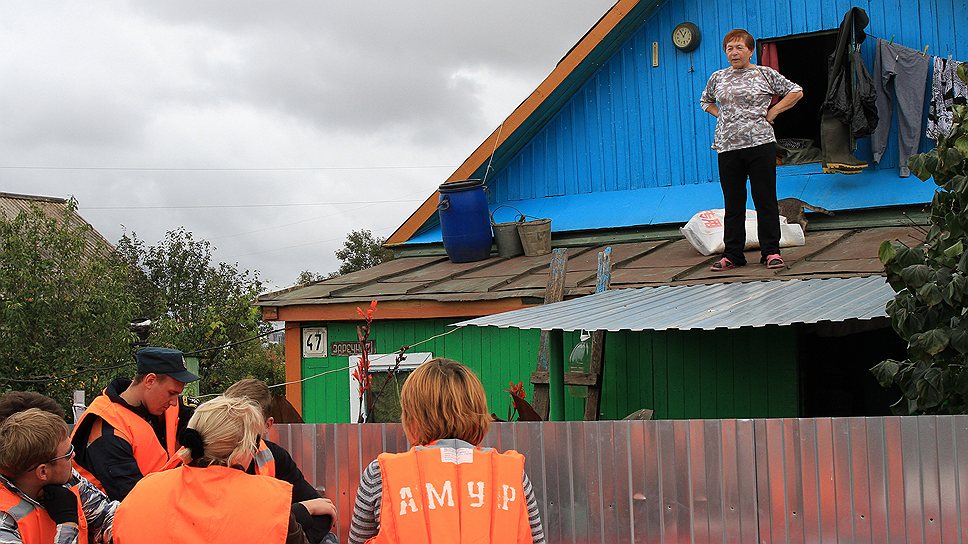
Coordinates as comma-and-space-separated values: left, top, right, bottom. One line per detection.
798, 322, 905, 417
760, 31, 838, 166
364, 370, 411, 423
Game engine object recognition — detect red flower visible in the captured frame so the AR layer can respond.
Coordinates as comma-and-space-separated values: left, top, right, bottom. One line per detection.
506, 381, 526, 399
356, 299, 378, 321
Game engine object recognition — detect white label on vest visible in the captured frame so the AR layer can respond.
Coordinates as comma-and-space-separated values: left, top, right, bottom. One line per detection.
439, 447, 474, 464
467, 481, 485, 508
425, 481, 454, 510
399, 487, 418, 515
500, 484, 517, 511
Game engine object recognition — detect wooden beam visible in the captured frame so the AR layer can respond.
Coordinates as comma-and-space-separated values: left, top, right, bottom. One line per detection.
530, 370, 598, 386
274, 298, 533, 322
284, 321, 303, 416
584, 247, 612, 421
548, 329, 565, 421
531, 248, 568, 420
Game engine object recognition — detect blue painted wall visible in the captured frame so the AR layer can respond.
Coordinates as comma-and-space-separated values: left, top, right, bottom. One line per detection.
408, 0, 962, 244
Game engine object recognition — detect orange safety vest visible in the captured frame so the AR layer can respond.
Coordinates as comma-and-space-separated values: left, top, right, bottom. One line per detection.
112, 464, 292, 544
70, 394, 179, 494
253, 438, 276, 478
366, 441, 533, 544
0, 483, 88, 544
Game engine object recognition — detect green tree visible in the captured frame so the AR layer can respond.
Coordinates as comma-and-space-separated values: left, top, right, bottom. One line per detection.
0, 201, 138, 407
335, 229, 394, 275
295, 270, 327, 284
117, 228, 282, 394
874, 63, 968, 414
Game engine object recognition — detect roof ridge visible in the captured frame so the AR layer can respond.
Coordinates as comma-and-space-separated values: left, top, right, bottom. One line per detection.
0, 192, 69, 204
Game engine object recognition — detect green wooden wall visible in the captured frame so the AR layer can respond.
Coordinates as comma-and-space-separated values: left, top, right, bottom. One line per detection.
300, 319, 798, 423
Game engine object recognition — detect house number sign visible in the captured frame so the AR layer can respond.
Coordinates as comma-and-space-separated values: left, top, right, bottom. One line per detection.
302, 327, 328, 357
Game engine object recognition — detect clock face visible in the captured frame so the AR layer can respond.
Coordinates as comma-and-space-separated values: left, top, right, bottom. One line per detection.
673, 26, 693, 48
672, 22, 700, 52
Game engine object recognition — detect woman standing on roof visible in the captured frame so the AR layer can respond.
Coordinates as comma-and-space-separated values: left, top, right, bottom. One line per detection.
701, 28, 803, 272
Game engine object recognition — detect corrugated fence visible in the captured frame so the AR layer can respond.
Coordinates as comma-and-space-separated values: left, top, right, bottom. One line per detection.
268, 416, 968, 543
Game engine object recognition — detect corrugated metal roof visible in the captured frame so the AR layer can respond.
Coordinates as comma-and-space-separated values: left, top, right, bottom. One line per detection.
453, 275, 895, 331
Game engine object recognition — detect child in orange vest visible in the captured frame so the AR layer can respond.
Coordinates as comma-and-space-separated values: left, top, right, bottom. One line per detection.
348, 358, 546, 544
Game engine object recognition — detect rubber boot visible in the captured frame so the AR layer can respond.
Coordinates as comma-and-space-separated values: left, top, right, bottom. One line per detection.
820, 112, 867, 174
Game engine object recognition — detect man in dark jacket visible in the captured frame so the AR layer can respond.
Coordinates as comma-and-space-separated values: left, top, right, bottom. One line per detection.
70, 347, 198, 500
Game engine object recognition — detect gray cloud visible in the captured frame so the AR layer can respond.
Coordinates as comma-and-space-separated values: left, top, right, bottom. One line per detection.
0, 0, 615, 288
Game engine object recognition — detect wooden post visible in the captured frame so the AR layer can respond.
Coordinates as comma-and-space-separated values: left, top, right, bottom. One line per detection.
71, 390, 86, 424
548, 329, 565, 421
184, 356, 201, 398
530, 248, 568, 420
584, 247, 612, 421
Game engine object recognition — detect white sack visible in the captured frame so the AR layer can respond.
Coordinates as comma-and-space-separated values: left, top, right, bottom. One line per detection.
680, 209, 805, 256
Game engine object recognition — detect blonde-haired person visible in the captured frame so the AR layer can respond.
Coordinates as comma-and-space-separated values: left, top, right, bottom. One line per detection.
112, 396, 322, 544
224, 379, 337, 542
348, 358, 545, 544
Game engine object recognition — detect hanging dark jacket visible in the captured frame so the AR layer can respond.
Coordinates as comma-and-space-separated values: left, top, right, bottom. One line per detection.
822, 7, 878, 138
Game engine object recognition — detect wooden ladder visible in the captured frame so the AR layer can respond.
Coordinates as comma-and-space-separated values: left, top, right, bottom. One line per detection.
530, 247, 612, 421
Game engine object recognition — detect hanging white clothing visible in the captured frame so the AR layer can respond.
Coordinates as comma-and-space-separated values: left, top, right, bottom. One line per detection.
927, 56, 968, 140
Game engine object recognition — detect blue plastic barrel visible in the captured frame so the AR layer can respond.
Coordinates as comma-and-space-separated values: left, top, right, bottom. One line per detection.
438, 179, 492, 263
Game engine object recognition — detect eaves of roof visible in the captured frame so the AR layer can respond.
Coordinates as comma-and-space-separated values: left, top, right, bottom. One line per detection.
258, 224, 923, 323
385, 0, 659, 247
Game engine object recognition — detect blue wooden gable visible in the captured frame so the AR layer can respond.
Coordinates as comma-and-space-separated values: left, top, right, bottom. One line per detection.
407, 0, 964, 244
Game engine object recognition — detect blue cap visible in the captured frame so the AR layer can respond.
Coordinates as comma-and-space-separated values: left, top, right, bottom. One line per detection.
135, 347, 199, 383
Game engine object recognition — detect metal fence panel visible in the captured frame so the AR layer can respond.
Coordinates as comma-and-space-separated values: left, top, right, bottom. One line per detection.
268, 416, 967, 543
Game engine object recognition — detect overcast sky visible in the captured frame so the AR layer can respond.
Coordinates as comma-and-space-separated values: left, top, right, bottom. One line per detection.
0, 1, 615, 290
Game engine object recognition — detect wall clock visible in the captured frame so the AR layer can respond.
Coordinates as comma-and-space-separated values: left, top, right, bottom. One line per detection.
672, 22, 701, 52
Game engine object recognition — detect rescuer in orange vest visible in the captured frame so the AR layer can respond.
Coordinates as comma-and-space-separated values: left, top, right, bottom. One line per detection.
224, 379, 337, 543
112, 395, 321, 544
0, 393, 118, 544
0, 409, 89, 544
70, 347, 199, 500
348, 358, 546, 544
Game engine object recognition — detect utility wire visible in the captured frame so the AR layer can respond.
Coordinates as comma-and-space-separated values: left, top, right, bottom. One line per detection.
0, 361, 136, 384
83, 199, 423, 211
0, 165, 455, 172
0, 321, 465, 391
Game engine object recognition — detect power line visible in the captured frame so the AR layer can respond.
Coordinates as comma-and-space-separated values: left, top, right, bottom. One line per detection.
0, 361, 136, 384
0, 165, 455, 172
0, 324, 466, 390
209, 188, 435, 241
83, 199, 423, 210
223, 224, 397, 259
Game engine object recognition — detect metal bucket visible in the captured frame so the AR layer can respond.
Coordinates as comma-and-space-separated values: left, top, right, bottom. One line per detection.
490, 206, 525, 258
517, 218, 551, 256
